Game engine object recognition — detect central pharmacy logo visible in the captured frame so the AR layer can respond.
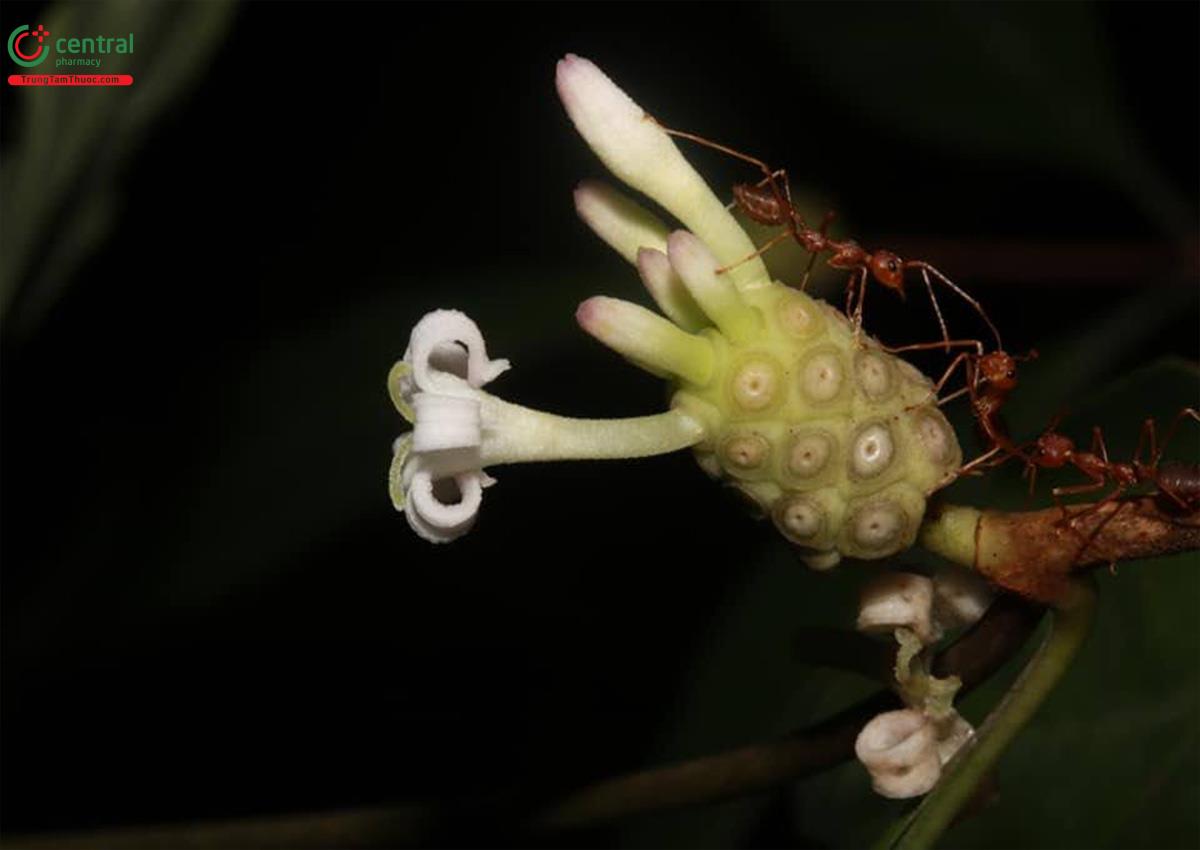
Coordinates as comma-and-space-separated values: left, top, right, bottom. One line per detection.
8, 24, 50, 67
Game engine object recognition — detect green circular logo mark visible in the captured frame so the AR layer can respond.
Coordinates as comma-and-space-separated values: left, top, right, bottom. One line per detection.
8, 24, 51, 67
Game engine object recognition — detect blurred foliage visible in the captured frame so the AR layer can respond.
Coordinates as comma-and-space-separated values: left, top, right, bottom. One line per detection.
0, 0, 236, 332
768, 3, 1193, 238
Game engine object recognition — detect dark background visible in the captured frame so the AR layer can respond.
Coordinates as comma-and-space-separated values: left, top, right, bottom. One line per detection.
2, 2, 1198, 847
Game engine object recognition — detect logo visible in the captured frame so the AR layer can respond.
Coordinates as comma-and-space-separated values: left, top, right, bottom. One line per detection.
7, 24, 50, 67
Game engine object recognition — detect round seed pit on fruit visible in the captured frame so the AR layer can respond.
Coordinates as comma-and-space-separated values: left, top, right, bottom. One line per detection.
776, 292, 825, 339
850, 421, 896, 479
799, 348, 845, 404
787, 429, 835, 479
774, 494, 827, 544
855, 350, 894, 401
721, 432, 770, 471
849, 499, 909, 554
913, 410, 956, 465
730, 356, 783, 412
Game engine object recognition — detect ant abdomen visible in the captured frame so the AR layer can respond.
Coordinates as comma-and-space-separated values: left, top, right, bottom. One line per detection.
731, 183, 788, 227
1156, 461, 1200, 508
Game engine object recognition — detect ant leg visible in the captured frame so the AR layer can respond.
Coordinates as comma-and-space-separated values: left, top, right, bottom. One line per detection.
656, 120, 808, 229
1157, 407, 1200, 463
716, 229, 792, 275
848, 268, 870, 347
1066, 493, 1130, 565
908, 262, 1004, 352
1133, 417, 1158, 469
883, 338, 984, 355
1050, 477, 1109, 523
654, 122, 776, 175
844, 270, 859, 328
899, 350, 972, 410
959, 445, 1004, 477
918, 266, 952, 353
800, 211, 836, 290
1026, 462, 1040, 501
730, 167, 791, 211
1089, 426, 1111, 466
1143, 408, 1200, 509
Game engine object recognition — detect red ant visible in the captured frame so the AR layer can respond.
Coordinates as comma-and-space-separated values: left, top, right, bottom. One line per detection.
889, 340, 1039, 476
1025, 408, 1200, 514
653, 121, 1003, 353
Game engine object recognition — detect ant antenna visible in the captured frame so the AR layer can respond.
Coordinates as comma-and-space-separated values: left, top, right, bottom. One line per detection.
907, 261, 1004, 352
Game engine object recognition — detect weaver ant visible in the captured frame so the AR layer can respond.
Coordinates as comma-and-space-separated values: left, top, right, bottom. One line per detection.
1025, 408, 1200, 514
654, 120, 1003, 353
888, 340, 1039, 476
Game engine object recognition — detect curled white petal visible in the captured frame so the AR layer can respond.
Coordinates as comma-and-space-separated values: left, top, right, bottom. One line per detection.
405, 468, 484, 544
404, 309, 510, 396
411, 393, 482, 453
857, 572, 939, 645
556, 54, 768, 291
855, 709, 942, 799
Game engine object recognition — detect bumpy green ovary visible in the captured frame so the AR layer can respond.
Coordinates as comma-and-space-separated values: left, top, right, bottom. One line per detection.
671, 282, 962, 570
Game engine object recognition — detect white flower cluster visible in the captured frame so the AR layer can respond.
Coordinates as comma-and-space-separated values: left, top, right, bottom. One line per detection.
854, 569, 993, 798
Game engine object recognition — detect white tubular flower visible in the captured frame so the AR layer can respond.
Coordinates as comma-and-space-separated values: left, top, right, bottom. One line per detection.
556, 54, 769, 293
855, 709, 943, 799
389, 310, 707, 543
856, 572, 940, 645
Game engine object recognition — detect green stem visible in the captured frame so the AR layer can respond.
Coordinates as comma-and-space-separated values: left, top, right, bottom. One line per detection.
479, 397, 706, 465
883, 578, 1098, 850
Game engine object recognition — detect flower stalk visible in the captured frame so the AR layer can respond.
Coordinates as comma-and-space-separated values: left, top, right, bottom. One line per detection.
921, 498, 1200, 603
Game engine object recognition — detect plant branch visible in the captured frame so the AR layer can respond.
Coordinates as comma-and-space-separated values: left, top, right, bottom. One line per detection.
921, 496, 1200, 603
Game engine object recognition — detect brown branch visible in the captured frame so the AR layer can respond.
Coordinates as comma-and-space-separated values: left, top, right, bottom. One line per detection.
922, 496, 1200, 603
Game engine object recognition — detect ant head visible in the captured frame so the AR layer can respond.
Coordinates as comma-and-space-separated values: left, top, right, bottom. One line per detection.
1035, 431, 1074, 467
869, 251, 905, 293
978, 351, 1017, 390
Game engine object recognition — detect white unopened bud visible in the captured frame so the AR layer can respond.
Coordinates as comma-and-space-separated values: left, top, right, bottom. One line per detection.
857, 572, 939, 644
855, 709, 942, 799
933, 566, 994, 631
